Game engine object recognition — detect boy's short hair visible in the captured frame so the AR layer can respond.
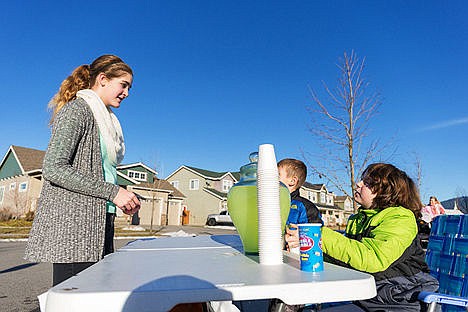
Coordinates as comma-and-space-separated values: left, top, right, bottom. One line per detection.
277, 158, 307, 187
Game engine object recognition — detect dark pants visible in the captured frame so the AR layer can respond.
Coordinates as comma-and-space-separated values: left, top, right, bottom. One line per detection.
52, 262, 94, 286
104, 212, 115, 256
319, 304, 365, 312
52, 212, 115, 286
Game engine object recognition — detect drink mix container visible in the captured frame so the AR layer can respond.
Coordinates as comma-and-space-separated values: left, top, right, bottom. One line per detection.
227, 152, 290, 254
298, 223, 323, 272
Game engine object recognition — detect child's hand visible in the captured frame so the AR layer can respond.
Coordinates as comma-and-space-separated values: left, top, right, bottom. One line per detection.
285, 224, 299, 250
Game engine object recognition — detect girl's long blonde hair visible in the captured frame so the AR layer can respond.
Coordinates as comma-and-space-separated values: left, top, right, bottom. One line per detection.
48, 55, 133, 124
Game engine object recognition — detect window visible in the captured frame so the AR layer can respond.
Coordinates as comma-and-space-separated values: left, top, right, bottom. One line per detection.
189, 179, 199, 190
320, 192, 326, 203
0, 186, 4, 203
221, 201, 228, 210
345, 201, 351, 210
222, 180, 233, 192
19, 182, 28, 192
10, 182, 16, 191
128, 170, 147, 182
171, 181, 179, 189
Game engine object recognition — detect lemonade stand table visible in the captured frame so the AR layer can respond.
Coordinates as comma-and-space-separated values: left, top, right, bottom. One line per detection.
41, 235, 376, 312
118, 234, 244, 252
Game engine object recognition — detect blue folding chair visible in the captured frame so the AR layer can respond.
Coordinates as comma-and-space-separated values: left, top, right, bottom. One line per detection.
419, 215, 468, 312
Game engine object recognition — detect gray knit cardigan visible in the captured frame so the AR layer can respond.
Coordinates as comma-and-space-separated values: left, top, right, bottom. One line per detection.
25, 98, 120, 263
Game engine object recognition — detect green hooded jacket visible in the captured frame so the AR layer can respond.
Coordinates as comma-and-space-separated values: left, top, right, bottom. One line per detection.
322, 206, 418, 273
322, 206, 438, 311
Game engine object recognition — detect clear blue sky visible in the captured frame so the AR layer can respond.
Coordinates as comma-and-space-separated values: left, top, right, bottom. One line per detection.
1, 1, 467, 203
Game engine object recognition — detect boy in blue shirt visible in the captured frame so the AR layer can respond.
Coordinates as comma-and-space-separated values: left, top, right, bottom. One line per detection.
269, 159, 323, 312
278, 158, 323, 227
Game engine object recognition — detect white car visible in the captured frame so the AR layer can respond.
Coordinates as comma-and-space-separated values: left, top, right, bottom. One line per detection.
206, 210, 233, 226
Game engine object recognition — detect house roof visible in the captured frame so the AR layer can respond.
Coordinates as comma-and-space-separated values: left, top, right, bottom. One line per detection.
117, 162, 157, 175
185, 166, 230, 179
204, 187, 227, 199
2, 145, 45, 174
302, 182, 325, 191
134, 179, 185, 198
231, 172, 240, 182
316, 204, 344, 211
167, 165, 237, 182
204, 187, 228, 200
334, 195, 350, 202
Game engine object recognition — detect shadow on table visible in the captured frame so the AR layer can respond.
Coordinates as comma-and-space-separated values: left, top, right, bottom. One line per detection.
210, 234, 243, 252
121, 275, 233, 312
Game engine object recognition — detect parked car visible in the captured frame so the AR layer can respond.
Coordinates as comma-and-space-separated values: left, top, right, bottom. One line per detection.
206, 210, 233, 226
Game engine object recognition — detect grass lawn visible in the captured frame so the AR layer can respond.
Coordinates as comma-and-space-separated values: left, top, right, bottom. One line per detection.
0, 219, 32, 227
0, 220, 32, 238
0, 220, 158, 239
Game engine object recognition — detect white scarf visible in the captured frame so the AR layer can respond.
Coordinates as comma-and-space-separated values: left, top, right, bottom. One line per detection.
76, 89, 125, 166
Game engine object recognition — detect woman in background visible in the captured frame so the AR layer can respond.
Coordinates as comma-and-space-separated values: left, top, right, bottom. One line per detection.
421, 196, 445, 223
25, 55, 140, 286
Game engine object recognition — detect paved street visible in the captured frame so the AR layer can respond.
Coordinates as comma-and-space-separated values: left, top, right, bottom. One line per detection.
0, 225, 237, 312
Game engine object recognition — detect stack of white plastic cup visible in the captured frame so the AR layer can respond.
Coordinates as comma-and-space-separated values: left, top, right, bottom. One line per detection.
257, 144, 283, 265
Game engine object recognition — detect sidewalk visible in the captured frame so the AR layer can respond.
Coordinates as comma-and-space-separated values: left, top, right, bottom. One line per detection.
0, 224, 238, 241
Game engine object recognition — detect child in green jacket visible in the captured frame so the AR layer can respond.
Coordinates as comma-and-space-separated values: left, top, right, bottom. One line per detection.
285, 163, 438, 312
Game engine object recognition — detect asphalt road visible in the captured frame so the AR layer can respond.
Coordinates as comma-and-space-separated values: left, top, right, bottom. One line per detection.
0, 225, 237, 312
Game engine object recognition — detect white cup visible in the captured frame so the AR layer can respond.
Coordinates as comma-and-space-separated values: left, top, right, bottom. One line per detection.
257, 144, 278, 171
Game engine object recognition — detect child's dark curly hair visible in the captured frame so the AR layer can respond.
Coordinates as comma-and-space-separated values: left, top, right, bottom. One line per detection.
361, 163, 422, 216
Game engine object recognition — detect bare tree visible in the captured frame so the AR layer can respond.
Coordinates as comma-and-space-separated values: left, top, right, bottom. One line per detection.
413, 152, 423, 195
141, 157, 163, 233
7, 182, 26, 219
303, 51, 385, 212
148, 172, 163, 233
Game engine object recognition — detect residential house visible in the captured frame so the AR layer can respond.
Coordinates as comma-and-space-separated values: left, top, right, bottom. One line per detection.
444, 201, 464, 216
300, 182, 347, 227
0, 145, 185, 226
441, 197, 468, 214
165, 164, 353, 227
0, 145, 44, 218
334, 195, 355, 224
114, 163, 186, 226
166, 166, 237, 226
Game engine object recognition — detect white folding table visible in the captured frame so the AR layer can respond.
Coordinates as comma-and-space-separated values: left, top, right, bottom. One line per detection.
42, 235, 376, 312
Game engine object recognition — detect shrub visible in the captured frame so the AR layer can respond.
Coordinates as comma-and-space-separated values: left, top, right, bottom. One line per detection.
0, 209, 13, 222
25, 210, 35, 221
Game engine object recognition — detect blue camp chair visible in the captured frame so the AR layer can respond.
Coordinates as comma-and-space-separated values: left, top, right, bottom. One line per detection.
419, 215, 468, 312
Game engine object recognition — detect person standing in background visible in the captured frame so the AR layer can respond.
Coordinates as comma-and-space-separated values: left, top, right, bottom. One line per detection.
25, 55, 140, 286
421, 196, 445, 223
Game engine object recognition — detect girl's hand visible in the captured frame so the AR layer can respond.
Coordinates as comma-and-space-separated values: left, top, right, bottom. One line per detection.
285, 224, 299, 250
113, 187, 141, 214
122, 206, 140, 216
